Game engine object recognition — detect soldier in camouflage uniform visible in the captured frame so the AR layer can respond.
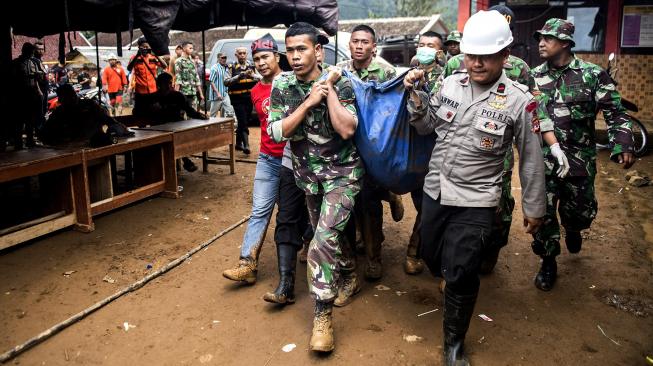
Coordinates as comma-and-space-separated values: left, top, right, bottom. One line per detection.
267, 22, 363, 353
444, 30, 462, 59
336, 24, 405, 283
530, 18, 635, 291
432, 6, 570, 276
174, 41, 204, 110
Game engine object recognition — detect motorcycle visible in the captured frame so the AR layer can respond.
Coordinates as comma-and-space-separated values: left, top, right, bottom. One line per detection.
46, 84, 110, 119
595, 53, 648, 157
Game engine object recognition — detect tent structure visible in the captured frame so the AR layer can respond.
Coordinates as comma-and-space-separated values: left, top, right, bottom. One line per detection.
8, 0, 339, 57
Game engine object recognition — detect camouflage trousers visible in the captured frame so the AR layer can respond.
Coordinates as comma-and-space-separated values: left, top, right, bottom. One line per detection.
532, 173, 597, 257
306, 183, 360, 302
490, 170, 515, 249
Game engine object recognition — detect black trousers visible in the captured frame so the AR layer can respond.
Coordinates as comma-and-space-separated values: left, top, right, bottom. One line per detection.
275, 166, 310, 250
232, 98, 252, 148
133, 92, 157, 118
419, 193, 494, 295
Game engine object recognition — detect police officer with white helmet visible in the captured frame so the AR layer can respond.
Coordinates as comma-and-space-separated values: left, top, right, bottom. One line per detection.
404, 10, 546, 365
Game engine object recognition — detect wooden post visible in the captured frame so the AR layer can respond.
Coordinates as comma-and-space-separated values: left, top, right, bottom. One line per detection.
458, 0, 472, 32
72, 154, 94, 233
606, 0, 622, 55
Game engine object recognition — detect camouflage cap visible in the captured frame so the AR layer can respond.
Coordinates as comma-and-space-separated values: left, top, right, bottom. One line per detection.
534, 18, 575, 46
444, 31, 463, 45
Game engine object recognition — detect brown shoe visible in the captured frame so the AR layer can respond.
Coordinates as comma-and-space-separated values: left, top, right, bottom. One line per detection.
334, 273, 361, 307
222, 258, 257, 284
403, 256, 424, 275
388, 193, 404, 222
299, 243, 309, 264
310, 301, 334, 352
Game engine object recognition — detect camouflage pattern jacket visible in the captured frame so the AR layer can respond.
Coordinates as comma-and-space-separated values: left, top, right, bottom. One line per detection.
531, 55, 634, 176
267, 69, 364, 195
174, 56, 200, 96
336, 59, 396, 83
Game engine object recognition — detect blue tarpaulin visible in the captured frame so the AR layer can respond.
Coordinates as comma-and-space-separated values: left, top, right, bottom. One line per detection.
344, 69, 436, 194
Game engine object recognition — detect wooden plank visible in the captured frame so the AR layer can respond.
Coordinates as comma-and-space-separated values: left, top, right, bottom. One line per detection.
83, 130, 172, 160
0, 149, 82, 183
0, 214, 76, 251
72, 154, 94, 232
0, 211, 67, 236
87, 158, 114, 203
162, 141, 179, 198
90, 181, 165, 216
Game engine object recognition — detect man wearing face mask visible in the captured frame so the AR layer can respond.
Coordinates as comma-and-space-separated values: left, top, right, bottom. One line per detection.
433, 5, 570, 277
413, 31, 448, 94
404, 11, 545, 365
337, 24, 405, 286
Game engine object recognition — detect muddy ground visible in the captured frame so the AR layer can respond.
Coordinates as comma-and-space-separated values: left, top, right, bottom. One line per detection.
1, 128, 652, 365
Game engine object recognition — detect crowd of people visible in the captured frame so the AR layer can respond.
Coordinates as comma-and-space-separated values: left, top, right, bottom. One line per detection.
2, 6, 638, 364
217, 5, 636, 366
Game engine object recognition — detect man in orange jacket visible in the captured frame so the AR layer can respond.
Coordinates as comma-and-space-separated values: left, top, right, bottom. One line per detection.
101, 54, 128, 116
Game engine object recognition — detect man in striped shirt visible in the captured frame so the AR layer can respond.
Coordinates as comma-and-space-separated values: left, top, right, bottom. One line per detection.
208, 52, 235, 118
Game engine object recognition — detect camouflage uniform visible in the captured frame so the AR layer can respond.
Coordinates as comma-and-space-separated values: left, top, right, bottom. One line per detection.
174, 56, 201, 108
336, 59, 398, 277
433, 54, 554, 252
267, 69, 363, 301
531, 18, 634, 257
444, 31, 463, 60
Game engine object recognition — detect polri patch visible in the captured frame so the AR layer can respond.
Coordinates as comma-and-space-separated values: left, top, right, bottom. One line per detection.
497, 83, 505, 93
488, 94, 507, 109
525, 101, 538, 113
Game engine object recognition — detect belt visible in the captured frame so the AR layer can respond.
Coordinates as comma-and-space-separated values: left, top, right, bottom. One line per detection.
229, 89, 251, 95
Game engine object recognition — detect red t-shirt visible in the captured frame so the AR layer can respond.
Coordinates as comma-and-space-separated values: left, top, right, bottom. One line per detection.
251, 82, 285, 157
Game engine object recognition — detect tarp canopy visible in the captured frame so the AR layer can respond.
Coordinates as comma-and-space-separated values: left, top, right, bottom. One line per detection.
10, 0, 339, 55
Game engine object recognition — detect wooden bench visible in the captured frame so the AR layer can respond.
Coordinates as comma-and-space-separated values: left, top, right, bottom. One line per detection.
0, 147, 88, 250
139, 117, 236, 175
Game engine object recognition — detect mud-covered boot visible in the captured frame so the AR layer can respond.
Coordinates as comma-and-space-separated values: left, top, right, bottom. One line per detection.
263, 244, 297, 304
242, 133, 251, 155
310, 300, 334, 352
222, 257, 257, 284
565, 230, 582, 254
387, 192, 405, 222
443, 288, 476, 366
404, 228, 424, 275
534, 256, 557, 291
334, 272, 360, 307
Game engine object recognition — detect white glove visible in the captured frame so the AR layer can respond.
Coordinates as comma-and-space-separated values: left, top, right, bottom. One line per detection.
549, 143, 570, 178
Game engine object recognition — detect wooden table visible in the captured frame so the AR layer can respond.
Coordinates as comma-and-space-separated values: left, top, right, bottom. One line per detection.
82, 129, 178, 216
140, 117, 235, 175
0, 147, 87, 250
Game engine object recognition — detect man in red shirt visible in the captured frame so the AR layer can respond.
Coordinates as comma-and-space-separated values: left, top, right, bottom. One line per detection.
127, 36, 167, 117
101, 54, 128, 116
223, 34, 309, 305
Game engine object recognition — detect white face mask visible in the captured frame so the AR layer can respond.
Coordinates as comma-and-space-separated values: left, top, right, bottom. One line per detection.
415, 47, 437, 65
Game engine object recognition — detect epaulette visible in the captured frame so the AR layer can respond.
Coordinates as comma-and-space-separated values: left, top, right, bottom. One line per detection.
512, 81, 530, 94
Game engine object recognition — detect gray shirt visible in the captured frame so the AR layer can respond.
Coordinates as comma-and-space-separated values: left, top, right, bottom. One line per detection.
408, 71, 546, 218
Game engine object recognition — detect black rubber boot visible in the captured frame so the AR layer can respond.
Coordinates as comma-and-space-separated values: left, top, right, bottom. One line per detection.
534, 256, 557, 291
263, 244, 297, 304
565, 231, 582, 254
479, 246, 501, 275
443, 288, 476, 366
242, 133, 251, 155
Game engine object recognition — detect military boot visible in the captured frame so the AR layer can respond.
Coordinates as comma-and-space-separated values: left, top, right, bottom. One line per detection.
334, 272, 360, 307
222, 257, 257, 284
242, 132, 251, 155
387, 192, 405, 222
534, 256, 557, 291
442, 288, 476, 366
565, 230, 582, 254
404, 229, 424, 275
263, 244, 297, 304
310, 300, 335, 352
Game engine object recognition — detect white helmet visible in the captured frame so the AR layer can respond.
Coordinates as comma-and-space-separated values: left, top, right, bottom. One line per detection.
460, 10, 513, 55
105, 53, 118, 61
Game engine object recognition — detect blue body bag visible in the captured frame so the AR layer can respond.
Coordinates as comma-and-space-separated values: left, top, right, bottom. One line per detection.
344, 69, 436, 194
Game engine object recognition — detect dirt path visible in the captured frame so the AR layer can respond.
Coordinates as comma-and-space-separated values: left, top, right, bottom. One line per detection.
1, 128, 652, 365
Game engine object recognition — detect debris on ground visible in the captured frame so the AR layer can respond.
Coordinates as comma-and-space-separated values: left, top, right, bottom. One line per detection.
625, 170, 651, 187
402, 334, 423, 343
417, 309, 438, 317
199, 354, 213, 363
62, 271, 76, 277
602, 291, 653, 317
102, 275, 116, 284
478, 314, 493, 322
597, 324, 620, 346
375, 284, 391, 291
281, 344, 296, 352
122, 322, 135, 331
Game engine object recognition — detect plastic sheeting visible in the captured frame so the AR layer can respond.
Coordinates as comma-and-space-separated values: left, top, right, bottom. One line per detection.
346, 69, 436, 194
